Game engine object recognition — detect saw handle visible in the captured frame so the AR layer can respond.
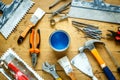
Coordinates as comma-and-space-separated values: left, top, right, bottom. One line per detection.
91, 48, 116, 80
17, 23, 35, 44
68, 72, 76, 80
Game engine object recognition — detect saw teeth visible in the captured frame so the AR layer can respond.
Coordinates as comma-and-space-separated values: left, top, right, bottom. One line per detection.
0, 0, 34, 39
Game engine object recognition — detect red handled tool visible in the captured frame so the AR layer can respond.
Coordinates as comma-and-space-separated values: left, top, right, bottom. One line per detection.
107, 27, 120, 41
8, 62, 29, 80
29, 29, 40, 67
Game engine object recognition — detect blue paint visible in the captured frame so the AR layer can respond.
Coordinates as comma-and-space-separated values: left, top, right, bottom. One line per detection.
49, 30, 70, 52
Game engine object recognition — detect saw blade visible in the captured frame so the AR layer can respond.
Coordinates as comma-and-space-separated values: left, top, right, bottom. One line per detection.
68, 6, 120, 24
0, 0, 34, 39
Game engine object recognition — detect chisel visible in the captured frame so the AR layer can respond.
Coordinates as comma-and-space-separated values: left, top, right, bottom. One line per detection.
17, 8, 45, 44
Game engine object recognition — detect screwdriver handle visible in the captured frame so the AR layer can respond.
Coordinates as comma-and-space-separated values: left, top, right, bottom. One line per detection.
8, 62, 29, 80
17, 23, 35, 44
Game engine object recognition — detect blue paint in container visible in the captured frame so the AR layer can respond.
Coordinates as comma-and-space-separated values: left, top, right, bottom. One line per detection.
49, 30, 70, 52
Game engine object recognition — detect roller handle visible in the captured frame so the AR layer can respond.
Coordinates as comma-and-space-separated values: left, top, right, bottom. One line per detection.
103, 66, 116, 80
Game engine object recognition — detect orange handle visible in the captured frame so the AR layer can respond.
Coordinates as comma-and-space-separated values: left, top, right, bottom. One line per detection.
68, 72, 76, 80
36, 29, 41, 49
29, 29, 40, 54
17, 23, 35, 44
91, 48, 105, 66
21, 23, 34, 38
29, 29, 35, 50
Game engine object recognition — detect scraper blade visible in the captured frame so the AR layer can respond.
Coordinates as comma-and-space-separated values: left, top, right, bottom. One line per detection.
71, 47, 97, 80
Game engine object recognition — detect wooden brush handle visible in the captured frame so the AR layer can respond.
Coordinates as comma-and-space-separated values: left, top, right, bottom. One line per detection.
17, 23, 35, 44
68, 72, 76, 80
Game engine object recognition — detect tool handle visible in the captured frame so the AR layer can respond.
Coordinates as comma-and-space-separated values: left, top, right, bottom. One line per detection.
103, 66, 116, 80
91, 48, 116, 80
68, 72, 76, 80
91, 48, 104, 65
29, 29, 35, 49
8, 63, 29, 80
17, 23, 34, 44
56, 77, 62, 80
29, 29, 40, 54
36, 29, 41, 48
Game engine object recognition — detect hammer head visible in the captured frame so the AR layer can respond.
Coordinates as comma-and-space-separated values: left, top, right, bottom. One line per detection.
84, 39, 104, 50
78, 47, 85, 53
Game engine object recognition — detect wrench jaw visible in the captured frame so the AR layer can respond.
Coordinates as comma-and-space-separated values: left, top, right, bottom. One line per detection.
42, 62, 60, 79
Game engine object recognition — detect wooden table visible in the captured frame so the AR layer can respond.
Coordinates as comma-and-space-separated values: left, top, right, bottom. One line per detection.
0, 0, 120, 80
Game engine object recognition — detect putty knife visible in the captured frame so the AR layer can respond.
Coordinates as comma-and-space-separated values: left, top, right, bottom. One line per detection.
71, 47, 98, 80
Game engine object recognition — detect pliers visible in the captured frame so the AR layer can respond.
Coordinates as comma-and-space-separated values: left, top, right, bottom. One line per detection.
107, 27, 120, 41
29, 29, 40, 67
42, 62, 62, 80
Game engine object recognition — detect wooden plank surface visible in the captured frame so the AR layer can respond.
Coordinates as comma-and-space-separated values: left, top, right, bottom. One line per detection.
0, 0, 120, 80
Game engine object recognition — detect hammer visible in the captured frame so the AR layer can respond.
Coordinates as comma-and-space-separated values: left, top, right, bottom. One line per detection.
84, 39, 116, 80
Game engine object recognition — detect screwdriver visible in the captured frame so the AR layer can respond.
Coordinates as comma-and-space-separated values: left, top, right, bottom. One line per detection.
29, 29, 40, 67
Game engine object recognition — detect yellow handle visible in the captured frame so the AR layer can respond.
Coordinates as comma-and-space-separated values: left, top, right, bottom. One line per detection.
91, 48, 105, 65
56, 77, 62, 80
68, 72, 76, 80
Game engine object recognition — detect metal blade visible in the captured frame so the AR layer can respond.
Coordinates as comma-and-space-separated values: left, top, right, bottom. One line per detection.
71, 52, 95, 78
0, 0, 34, 39
68, 6, 120, 24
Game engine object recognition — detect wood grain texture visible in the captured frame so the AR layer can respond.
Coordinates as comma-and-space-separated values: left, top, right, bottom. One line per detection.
0, 0, 120, 80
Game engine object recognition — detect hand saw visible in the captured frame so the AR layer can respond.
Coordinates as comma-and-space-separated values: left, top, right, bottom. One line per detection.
0, 48, 44, 80
68, 0, 120, 24
0, 0, 34, 39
